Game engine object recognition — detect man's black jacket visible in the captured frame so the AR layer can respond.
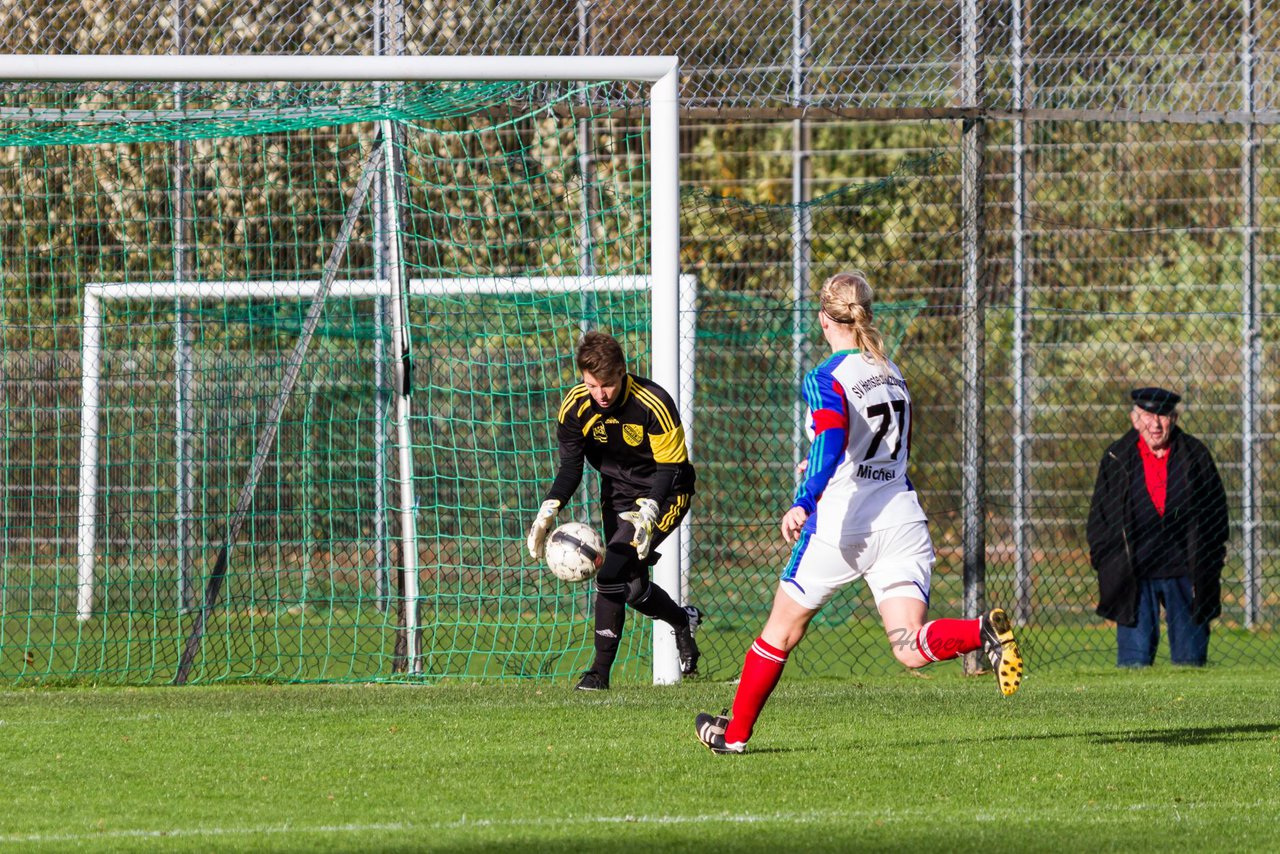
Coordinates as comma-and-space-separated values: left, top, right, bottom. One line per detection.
1086, 427, 1229, 627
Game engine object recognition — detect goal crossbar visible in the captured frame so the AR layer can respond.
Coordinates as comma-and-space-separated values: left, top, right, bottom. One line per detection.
83, 276, 663, 301
0, 54, 678, 83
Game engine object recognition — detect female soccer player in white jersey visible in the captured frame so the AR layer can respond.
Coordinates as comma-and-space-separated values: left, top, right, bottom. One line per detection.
695, 271, 1024, 755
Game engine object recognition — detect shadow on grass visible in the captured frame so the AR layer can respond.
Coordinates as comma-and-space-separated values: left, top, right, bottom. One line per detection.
1089, 723, 1280, 745
900, 722, 1280, 748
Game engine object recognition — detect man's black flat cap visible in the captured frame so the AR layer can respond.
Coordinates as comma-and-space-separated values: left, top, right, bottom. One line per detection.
1131, 386, 1180, 415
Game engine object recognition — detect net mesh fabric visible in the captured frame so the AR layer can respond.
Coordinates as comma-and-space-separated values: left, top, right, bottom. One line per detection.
0, 78, 656, 684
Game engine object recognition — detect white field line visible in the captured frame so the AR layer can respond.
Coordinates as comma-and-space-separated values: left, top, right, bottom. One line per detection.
3, 803, 1276, 846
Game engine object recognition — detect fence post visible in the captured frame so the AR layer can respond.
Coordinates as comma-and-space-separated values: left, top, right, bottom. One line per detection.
575, 0, 603, 619
1240, 0, 1261, 628
171, 0, 195, 612
961, 0, 988, 673
1010, 0, 1032, 624
791, 0, 813, 478
370, 0, 405, 611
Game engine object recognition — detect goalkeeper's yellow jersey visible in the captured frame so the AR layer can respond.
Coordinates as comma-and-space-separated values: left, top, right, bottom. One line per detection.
546, 374, 696, 508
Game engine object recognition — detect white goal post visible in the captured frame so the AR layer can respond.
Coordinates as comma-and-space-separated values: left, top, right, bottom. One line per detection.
6, 53, 688, 683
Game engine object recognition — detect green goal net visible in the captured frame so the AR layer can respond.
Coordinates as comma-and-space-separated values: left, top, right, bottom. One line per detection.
0, 65, 676, 685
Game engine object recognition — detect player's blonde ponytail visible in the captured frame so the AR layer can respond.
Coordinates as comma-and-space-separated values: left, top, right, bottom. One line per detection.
819, 271, 888, 365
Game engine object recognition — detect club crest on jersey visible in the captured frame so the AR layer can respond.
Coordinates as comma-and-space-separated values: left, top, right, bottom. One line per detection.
592, 424, 608, 443
623, 424, 645, 446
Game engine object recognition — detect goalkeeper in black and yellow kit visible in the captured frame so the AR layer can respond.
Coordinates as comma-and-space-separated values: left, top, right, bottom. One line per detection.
527, 331, 702, 691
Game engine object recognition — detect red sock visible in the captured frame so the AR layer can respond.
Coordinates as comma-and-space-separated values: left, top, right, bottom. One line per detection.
915, 618, 981, 662
723, 637, 788, 745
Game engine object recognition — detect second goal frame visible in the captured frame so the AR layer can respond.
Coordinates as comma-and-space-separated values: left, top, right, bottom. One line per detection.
76, 273, 698, 625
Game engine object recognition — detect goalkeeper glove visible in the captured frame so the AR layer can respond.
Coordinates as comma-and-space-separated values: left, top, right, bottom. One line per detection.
526, 499, 561, 559
620, 498, 660, 561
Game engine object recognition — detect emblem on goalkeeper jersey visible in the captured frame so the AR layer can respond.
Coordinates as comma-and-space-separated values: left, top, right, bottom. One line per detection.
623, 424, 644, 446
545, 522, 605, 583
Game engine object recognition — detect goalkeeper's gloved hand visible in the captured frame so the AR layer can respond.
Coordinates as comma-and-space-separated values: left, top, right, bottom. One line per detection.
620, 498, 660, 561
526, 499, 561, 559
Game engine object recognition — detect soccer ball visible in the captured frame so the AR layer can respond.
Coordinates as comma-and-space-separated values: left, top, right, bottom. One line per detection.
545, 522, 605, 583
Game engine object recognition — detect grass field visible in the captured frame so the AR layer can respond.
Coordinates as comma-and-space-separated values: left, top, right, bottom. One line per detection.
2, 666, 1278, 852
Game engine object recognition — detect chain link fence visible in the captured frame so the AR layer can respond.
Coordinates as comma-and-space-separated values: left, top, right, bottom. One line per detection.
1, 2, 1277, 680
2, 2, 1275, 113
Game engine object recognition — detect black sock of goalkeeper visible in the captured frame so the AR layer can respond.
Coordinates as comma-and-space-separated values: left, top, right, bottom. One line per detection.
590, 583, 628, 676
626, 579, 688, 627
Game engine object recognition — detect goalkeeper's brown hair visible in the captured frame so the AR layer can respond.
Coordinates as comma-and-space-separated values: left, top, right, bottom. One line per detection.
820, 270, 888, 365
577, 330, 628, 383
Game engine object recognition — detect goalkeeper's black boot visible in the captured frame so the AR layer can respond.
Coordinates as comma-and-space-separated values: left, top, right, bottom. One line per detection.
675, 606, 703, 677
979, 608, 1024, 697
575, 670, 609, 691
694, 710, 744, 754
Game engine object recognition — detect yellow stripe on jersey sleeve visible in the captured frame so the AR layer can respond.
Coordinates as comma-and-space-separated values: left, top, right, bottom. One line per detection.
657, 494, 689, 532
552, 386, 586, 425
648, 425, 689, 464
580, 413, 602, 437
630, 384, 677, 434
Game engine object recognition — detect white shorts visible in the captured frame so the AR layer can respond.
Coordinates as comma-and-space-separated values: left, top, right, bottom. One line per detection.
779, 520, 934, 611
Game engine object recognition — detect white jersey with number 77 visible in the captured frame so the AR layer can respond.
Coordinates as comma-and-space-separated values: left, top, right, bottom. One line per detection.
792, 348, 928, 542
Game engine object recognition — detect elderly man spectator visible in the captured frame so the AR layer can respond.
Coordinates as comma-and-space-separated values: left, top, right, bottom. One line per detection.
1086, 387, 1230, 667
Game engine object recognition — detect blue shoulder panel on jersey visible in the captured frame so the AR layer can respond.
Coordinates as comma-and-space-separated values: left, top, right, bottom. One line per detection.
793, 359, 849, 514
803, 354, 848, 414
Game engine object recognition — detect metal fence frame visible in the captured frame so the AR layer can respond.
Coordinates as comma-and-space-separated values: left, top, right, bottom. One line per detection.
0, 1, 1276, 679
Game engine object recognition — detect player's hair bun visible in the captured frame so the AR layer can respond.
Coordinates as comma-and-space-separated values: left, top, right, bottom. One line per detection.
819, 271, 889, 366
820, 271, 873, 326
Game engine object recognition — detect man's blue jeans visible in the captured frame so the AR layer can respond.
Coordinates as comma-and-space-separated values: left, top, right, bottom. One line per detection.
1116, 575, 1209, 667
